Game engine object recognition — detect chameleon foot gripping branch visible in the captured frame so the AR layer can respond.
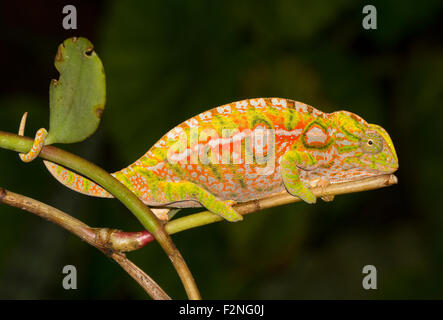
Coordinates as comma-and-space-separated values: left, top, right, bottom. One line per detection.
19, 98, 399, 223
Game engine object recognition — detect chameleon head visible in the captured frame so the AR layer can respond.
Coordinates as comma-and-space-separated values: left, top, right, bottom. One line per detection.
333, 111, 398, 175
358, 123, 398, 174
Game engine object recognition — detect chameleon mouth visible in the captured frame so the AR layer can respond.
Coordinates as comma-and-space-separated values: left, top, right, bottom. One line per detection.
360, 155, 398, 174
368, 123, 399, 173
378, 162, 398, 174
381, 146, 399, 173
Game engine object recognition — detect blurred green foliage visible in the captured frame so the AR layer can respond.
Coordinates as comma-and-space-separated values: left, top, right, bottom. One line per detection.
0, 0, 442, 299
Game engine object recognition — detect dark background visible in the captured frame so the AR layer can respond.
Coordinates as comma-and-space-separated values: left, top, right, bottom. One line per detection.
0, 0, 442, 299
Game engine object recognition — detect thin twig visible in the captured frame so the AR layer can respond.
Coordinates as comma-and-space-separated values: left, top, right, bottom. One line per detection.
85, 174, 398, 248
0, 187, 170, 300
34, 174, 397, 250
165, 174, 399, 235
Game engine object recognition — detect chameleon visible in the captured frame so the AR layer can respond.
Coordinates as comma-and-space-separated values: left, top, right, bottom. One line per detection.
19, 98, 398, 222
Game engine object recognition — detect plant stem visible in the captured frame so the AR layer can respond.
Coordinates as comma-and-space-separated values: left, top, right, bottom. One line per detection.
165, 173, 398, 235
0, 187, 170, 300
94, 173, 398, 248
0, 130, 201, 300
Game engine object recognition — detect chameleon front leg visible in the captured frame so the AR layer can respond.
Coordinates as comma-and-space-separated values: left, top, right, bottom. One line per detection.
280, 149, 317, 204
158, 181, 243, 222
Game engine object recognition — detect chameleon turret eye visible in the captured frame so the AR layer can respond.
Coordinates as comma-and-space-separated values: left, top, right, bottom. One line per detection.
361, 132, 383, 154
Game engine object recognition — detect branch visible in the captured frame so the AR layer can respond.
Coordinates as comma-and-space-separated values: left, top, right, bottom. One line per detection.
143, 174, 395, 242
166, 174, 398, 234
0, 130, 200, 299
82, 174, 398, 248
0, 187, 170, 300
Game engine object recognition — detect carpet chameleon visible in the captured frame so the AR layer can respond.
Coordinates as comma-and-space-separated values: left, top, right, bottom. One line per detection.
19, 98, 398, 222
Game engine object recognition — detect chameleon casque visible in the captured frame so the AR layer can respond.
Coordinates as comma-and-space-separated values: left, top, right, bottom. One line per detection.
20, 98, 399, 222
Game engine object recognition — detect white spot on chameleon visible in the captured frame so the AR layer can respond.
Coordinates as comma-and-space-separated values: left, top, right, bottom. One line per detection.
312, 108, 323, 117
216, 105, 231, 115
154, 140, 166, 148
272, 98, 287, 110
235, 100, 249, 113
199, 111, 212, 120
310, 149, 334, 162
250, 98, 266, 109
305, 126, 328, 144
148, 161, 164, 172
185, 118, 199, 127
275, 129, 302, 136
295, 102, 308, 113
168, 150, 188, 163
336, 139, 352, 146
166, 132, 178, 141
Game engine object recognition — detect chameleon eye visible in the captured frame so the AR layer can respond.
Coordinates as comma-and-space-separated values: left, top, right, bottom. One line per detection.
361, 132, 383, 154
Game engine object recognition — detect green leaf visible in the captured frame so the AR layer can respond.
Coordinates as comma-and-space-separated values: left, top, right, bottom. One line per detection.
46, 37, 106, 145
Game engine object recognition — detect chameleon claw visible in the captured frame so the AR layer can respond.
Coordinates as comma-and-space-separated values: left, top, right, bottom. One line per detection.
321, 195, 335, 202
150, 208, 172, 221
311, 178, 334, 202
18, 112, 48, 163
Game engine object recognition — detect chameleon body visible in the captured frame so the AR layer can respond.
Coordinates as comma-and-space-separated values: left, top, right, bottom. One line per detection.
22, 98, 399, 222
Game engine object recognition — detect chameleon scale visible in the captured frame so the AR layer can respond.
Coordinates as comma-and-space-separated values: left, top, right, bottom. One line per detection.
21, 98, 399, 222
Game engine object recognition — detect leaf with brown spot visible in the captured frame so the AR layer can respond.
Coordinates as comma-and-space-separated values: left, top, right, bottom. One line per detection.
45, 37, 106, 145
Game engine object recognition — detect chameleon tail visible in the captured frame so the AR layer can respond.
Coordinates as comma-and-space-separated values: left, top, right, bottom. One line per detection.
44, 161, 174, 221
43, 160, 113, 198
17, 112, 112, 199
20, 113, 173, 221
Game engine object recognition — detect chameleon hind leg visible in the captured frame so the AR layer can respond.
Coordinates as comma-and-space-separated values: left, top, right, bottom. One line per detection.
280, 149, 317, 204
158, 180, 243, 222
